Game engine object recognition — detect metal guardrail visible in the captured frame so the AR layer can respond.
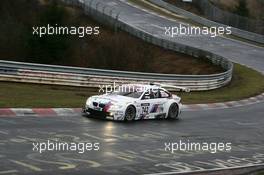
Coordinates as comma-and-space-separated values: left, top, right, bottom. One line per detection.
149, 0, 264, 44
0, 0, 233, 91
0, 60, 232, 91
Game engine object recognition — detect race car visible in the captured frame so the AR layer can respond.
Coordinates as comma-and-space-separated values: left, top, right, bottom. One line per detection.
83, 83, 190, 121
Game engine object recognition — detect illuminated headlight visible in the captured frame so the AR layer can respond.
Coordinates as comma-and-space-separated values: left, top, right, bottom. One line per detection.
108, 104, 123, 111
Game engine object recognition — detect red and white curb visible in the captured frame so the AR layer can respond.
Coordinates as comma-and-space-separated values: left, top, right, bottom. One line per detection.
0, 108, 82, 117
182, 93, 264, 111
0, 93, 263, 117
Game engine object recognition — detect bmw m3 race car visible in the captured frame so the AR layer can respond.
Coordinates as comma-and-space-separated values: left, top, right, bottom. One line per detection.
83, 83, 190, 121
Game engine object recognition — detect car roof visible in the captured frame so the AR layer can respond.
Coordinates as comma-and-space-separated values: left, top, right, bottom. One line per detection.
120, 84, 161, 90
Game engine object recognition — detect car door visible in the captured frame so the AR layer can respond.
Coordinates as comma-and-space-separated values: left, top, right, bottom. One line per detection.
139, 88, 167, 119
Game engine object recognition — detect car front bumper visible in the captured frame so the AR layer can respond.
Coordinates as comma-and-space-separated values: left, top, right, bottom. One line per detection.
83, 107, 124, 120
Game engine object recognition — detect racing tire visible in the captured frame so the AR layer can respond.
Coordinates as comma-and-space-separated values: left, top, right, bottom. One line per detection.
124, 105, 136, 121
167, 103, 179, 119
82, 108, 89, 117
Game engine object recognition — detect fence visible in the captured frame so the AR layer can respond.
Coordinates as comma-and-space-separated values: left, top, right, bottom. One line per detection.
150, 0, 264, 44
194, 0, 264, 35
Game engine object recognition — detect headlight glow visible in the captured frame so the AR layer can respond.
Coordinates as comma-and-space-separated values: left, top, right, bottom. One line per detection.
86, 98, 92, 106
109, 104, 123, 111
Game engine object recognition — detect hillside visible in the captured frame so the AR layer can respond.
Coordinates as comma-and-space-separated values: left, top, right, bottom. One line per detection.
0, 0, 223, 74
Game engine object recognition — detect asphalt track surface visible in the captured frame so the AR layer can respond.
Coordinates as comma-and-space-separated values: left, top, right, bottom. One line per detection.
1, 0, 264, 174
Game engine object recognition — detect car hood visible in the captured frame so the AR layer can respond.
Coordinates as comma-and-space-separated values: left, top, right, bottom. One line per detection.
89, 94, 136, 105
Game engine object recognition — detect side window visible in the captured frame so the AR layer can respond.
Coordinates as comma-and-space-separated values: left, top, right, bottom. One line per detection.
141, 89, 170, 99
159, 89, 170, 98
152, 89, 160, 98
142, 89, 159, 100
142, 92, 152, 100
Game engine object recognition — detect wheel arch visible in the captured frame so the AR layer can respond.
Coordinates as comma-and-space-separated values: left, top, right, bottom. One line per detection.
166, 100, 179, 118
126, 104, 136, 111
123, 104, 137, 121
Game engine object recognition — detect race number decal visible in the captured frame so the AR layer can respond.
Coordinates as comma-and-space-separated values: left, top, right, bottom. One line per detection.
141, 103, 150, 115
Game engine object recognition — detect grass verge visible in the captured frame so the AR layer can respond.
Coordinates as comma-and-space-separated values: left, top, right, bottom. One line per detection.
258, 171, 264, 175
177, 64, 264, 104
0, 64, 263, 108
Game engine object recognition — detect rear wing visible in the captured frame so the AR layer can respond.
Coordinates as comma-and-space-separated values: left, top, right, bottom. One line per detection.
151, 83, 190, 92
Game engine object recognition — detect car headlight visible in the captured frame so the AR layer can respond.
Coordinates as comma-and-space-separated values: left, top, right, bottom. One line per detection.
86, 98, 93, 106
108, 104, 123, 111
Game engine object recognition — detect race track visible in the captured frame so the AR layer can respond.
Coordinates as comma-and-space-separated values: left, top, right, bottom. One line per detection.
0, 0, 264, 174
0, 102, 264, 174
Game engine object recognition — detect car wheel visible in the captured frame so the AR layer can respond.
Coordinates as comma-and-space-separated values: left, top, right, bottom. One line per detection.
82, 108, 88, 117
168, 103, 179, 119
124, 105, 136, 121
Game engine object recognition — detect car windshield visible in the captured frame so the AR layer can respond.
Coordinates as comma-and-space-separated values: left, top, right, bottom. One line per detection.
110, 86, 144, 98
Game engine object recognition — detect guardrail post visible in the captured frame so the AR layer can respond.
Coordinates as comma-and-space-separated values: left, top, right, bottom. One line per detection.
115, 11, 121, 33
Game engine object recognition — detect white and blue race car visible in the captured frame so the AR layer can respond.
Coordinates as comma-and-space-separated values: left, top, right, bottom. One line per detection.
83, 83, 189, 121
